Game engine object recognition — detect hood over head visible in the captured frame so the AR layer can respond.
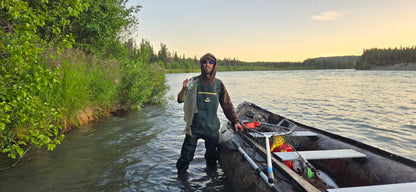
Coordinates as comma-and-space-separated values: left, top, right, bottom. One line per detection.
199, 53, 217, 86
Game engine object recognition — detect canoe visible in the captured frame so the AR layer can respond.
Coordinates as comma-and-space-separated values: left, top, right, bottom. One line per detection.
218, 102, 416, 192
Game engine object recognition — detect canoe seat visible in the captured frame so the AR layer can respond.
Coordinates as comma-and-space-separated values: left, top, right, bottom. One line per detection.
247, 131, 317, 138
291, 131, 318, 137
273, 149, 366, 161
326, 182, 416, 192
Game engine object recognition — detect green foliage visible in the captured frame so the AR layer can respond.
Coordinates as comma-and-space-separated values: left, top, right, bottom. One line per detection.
39, 49, 122, 126
157, 43, 169, 63
119, 41, 168, 109
44, 51, 90, 124
1, 0, 168, 160
1, 0, 86, 158
87, 58, 121, 111
145, 64, 169, 105
303, 56, 358, 69
71, 0, 141, 57
357, 46, 416, 69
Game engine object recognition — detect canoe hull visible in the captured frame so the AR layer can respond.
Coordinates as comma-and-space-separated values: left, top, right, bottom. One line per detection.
218, 102, 416, 192
218, 144, 271, 192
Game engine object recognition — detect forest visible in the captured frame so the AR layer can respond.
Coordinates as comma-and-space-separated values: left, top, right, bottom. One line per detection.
0, 0, 168, 161
357, 46, 416, 69
152, 44, 416, 72
139, 43, 359, 73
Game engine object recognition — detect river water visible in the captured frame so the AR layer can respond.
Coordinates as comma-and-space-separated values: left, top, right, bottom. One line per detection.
0, 69, 415, 192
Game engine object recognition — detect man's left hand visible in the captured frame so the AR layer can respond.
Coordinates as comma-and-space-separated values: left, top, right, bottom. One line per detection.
234, 123, 244, 132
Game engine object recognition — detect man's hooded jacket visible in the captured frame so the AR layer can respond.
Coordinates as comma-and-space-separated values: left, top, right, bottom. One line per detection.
182, 53, 239, 135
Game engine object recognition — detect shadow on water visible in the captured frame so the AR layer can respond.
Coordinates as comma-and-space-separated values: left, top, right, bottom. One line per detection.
176, 167, 233, 192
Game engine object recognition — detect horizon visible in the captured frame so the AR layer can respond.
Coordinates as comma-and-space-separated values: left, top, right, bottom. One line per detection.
210, 54, 361, 63
129, 0, 416, 62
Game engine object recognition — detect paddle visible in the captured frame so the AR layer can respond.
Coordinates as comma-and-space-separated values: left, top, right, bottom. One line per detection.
225, 131, 281, 192
229, 134, 279, 191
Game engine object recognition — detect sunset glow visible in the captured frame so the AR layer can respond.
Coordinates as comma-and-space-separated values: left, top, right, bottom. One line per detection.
132, 0, 416, 62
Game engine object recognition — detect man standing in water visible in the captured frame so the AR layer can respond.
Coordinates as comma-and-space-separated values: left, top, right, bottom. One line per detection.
176, 53, 243, 176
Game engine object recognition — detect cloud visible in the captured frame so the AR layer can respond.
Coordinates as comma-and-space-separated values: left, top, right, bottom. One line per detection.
312, 11, 340, 21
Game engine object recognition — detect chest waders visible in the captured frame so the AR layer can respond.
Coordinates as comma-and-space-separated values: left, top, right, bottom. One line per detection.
176, 77, 222, 175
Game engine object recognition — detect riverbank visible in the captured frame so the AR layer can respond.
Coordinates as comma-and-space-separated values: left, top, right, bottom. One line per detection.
1, 47, 168, 161
370, 63, 416, 70
0, 105, 129, 171
1, 0, 170, 165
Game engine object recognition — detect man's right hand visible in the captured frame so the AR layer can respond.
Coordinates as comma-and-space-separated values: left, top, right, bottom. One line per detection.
183, 78, 189, 90
178, 79, 188, 103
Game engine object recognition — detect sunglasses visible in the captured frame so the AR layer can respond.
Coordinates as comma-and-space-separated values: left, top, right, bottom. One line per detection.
202, 60, 215, 64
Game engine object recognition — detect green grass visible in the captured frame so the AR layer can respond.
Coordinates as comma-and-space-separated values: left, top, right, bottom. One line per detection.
1, 48, 168, 159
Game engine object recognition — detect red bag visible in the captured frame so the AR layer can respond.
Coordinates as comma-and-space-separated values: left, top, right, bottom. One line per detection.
272, 143, 293, 168
244, 121, 261, 128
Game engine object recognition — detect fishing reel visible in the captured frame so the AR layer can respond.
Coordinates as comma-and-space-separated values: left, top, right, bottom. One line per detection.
291, 157, 315, 179
291, 154, 338, 188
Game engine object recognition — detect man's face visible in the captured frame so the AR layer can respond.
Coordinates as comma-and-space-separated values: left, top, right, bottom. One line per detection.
202, 60, 214, 74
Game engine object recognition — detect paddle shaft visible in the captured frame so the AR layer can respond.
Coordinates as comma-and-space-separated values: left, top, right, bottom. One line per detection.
265, 136, 275, 182
232, 138, 280, 192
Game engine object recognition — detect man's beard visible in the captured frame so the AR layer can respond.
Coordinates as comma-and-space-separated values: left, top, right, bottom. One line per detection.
204, 66, 212, 74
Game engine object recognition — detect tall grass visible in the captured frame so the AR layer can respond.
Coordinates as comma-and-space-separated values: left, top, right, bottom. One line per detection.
1, 45, 168, 160
41, 49, 122, 131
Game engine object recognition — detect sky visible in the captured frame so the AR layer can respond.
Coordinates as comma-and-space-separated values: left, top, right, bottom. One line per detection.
130, 0, 416, 62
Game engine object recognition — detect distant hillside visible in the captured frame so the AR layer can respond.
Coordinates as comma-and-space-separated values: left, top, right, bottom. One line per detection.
216, 55, 359, 71
303, 55, 359, 69
163, 55, 360, 72
309, 55, 360, 63
357, 46, 416, 70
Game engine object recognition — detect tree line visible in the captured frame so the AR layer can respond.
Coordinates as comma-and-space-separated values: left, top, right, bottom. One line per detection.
121, 40, 360, 72
146, 43, 359, 72
1, 0, 167, 160
150, 44, 416, 72
357, 46, 416, 69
